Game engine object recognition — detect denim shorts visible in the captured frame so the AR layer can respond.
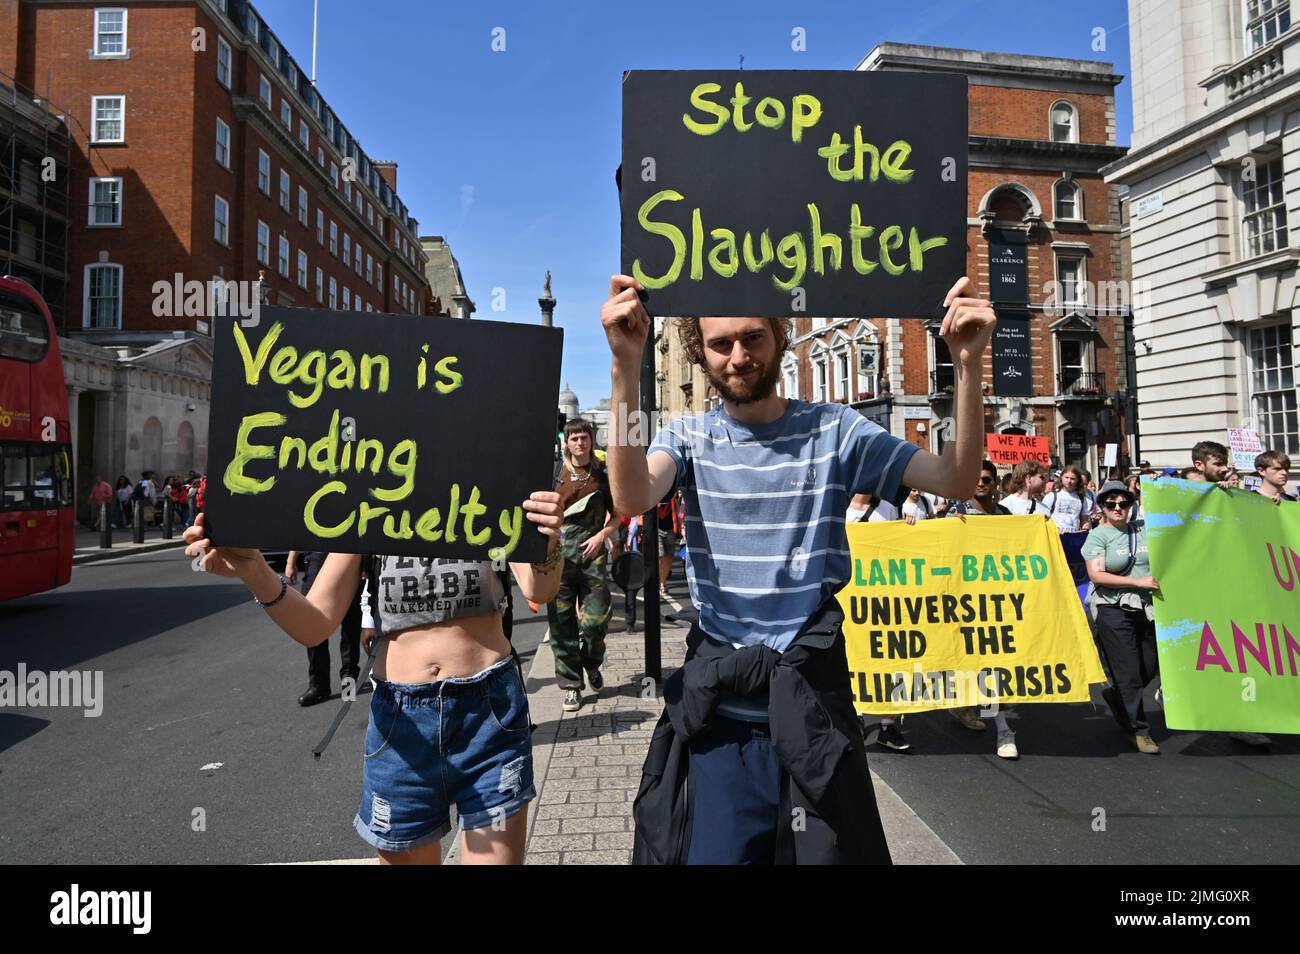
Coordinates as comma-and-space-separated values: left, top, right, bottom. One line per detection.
353, 656, 535, 852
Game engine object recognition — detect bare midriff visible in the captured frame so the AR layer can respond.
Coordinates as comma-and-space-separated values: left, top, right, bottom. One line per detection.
372, 609, 511, 684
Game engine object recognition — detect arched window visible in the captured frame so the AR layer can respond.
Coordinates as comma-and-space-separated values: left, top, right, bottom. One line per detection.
1054, 179, 1080, 220
1050, 101, 1078, 143
781, 353, 799, 400
176, 421, 195, 474
142, 417, 162, 472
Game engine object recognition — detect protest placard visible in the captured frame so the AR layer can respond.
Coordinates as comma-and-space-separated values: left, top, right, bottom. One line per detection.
621, 70, 967, 318
839, 516, 1104, 714
987, 433, 1050, 466
1227, 427, 1264, 473
1144, 477, 1300, 732
203, 307, 563, 563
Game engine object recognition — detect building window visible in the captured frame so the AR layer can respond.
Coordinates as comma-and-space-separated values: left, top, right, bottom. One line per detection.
214, 195, 230, 245
1054, 179, 1079, 220
316, 209, 324, 245
316, 146, 325, 167
278, 235, 290, 278
298, 119, 309, 150
259, 75, 272, 109
932, 335, 955, 394
329, 221, 338, 256
1242, 157, 1288, 258
343, 287, 351, 310
91, 95, 125, 143
343, 233, 351, 264
93, 8, 128, 57
279, 170, 290, 211
216, 36, 232, 88
366, 254, 373, 284
1249, 323, 1299, 453
1058, 338, 1086, 393
297, 186, 308, 226
258, 149, 270, 194
1246, 0, 1292, 52
1057, 257, 1084, 307
215, 117, 231, 168
353, 244, 362, 274
328, 276, 337, 309
330, 162, 339, 188
84, 263, 122, 329
280, 100, 292, 129
781, 355, 799, 400
833, 344, 851, 401
315, 267, 324, 303
811, 346, 829, 402
376, 263, 383, 289
257, 220, 270, 265
1050, 101, 1077, 143
88, 177, 122, 226
297, 250, 308, 289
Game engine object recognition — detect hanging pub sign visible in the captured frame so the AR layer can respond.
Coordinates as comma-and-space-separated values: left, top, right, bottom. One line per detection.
987, 226, 1029, 306
991, 306, 1033, 398
620, 70, 969, 318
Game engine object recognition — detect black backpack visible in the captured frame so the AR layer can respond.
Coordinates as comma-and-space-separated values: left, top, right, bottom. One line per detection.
131, 481, 147, 502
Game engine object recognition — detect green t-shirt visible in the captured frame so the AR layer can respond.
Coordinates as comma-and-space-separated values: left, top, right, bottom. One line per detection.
1080, 521, 1149, 604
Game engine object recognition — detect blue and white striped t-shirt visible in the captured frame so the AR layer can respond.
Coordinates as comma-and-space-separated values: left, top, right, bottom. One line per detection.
648, 399, 919, 653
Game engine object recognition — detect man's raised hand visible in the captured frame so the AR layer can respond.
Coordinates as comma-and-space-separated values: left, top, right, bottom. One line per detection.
602, 275, 651, 370
940, 276, 997, 368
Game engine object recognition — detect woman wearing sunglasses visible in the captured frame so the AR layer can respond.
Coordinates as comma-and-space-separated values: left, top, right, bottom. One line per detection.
1082, 481, 1161, 754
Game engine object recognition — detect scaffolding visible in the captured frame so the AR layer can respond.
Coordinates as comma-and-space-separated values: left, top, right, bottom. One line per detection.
0, 67, 71, 327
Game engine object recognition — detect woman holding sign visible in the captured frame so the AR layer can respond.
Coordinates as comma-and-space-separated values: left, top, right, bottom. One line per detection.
183, 490, 564, 865
1082, 481, 1161, 755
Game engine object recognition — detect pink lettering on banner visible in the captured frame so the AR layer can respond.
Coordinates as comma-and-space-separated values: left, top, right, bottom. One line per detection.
1266, 543, 1296, 591
1196, 622, 1232, 673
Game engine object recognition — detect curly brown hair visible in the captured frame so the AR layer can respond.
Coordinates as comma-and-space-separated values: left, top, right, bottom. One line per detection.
675, 317, 794, 367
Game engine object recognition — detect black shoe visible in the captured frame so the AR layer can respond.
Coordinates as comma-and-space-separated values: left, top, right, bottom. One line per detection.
297, 684, 331, 707
586, 668, 604, 692
1100, 684, 1132, 734
876, 722, 911, 751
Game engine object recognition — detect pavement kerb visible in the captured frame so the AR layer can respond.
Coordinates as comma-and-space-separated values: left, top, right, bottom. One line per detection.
73, 538, 188, 565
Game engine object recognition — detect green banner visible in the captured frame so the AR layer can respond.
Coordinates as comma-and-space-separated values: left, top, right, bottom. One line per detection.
1144, 477, 1300, 733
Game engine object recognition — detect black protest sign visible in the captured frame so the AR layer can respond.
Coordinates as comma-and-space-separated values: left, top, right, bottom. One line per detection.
987, 226, 1029, 305
991, 307, 1033, 397
621, 70, 967, 318
204, 307, 563, 563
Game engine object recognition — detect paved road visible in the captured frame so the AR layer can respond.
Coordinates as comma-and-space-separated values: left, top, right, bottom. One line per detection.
863, 689, 1300, 864
5, 548, 1298, 864
0, 548, 547, 864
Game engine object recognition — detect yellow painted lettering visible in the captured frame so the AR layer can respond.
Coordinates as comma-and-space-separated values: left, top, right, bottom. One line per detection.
224, 411, 285, 495
631, 190, 686, 289
303, 480, 354, 537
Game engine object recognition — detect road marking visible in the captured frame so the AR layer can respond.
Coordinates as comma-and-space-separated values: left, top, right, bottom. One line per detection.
136, 710, 217, 734
199, 762, 223, 771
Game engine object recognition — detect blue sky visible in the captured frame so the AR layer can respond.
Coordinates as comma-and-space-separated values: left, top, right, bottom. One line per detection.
254, 0, 1132, 411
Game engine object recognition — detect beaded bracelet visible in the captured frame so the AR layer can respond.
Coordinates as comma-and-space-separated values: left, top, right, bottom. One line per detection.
253, 573, 290, 608
531, 547, 563, 573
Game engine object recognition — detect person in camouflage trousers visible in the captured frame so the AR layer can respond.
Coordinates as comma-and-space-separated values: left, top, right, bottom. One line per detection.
548, 419, 618, 712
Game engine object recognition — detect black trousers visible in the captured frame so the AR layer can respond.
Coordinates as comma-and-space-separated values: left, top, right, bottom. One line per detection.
1095, 604, 1159, 734
300, 552, 362, 690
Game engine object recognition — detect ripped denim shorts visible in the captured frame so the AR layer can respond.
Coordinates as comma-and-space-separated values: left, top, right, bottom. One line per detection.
353, 655, 535, 852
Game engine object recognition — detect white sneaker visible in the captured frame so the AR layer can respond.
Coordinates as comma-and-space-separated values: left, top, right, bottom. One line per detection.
996, 730, 1019, 759
1229, 731, 1271, 746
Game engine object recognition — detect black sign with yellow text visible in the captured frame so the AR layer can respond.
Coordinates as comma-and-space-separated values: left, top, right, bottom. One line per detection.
621, 70, 968, 318
204, 307, 562, 563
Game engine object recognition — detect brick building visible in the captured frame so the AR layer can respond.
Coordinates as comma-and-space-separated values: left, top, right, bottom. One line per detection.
660, 44, 1134, 479
2, 0, 436, 516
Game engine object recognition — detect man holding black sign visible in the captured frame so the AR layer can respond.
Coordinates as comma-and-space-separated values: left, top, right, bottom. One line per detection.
603, 275, 995, 865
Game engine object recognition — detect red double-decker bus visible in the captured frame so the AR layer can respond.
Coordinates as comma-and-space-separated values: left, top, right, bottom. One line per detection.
0, 277, 74, 601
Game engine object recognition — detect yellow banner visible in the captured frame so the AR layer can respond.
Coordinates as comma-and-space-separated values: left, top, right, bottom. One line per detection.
838, 515, 1105, 714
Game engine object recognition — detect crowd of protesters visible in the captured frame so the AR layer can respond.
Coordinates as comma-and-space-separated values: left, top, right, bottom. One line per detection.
857, 439, 1284, 758
89, 470, 205, 531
